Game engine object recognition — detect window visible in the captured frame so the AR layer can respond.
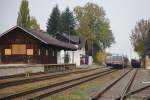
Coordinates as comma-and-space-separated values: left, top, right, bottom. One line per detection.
27, 49, 33, 55
52, 50, 55, 56
148, 55, 150, 59
5, 49, 11, 55
12, 44, 26, 54
38, 49, 40, 55
46, 49, 48, 56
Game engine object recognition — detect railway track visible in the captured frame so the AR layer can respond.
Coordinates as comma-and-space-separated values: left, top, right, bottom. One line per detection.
114, 69, 150, 100
0, 72, 46, 80
143, 96, 150, 100
0, 69, 117, 100
91, 68, 138, 100
0, 68, 99, 80
115, 84, 150, 100
0, 68, 98, 89
119, 69, 137, 100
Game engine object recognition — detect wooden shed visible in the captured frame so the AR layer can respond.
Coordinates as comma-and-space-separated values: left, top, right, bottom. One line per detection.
0, 26, 76, 64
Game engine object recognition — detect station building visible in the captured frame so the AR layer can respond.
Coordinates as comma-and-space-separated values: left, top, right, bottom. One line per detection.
55, 33, 93, 67
0, 26, 76, 64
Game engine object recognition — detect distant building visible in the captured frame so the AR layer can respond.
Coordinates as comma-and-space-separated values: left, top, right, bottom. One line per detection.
55, 33, 93, 67
0, 26, 76, 64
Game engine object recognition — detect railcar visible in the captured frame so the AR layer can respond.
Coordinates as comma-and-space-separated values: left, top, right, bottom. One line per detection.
106, 55, 128, 69
131, 59, 141, 68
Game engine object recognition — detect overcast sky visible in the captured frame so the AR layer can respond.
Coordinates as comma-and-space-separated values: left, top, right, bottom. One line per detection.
0, 0, 150, 59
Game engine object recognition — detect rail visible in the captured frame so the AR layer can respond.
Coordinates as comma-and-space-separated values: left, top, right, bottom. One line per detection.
120, 69, 138, 100
91, 69, 132, 100
0, 67, 97, 89
0, 69, 117, 100
115, 84, 150, 99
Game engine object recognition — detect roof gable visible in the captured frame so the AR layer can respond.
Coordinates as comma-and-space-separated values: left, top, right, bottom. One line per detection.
0, 26, 47, 44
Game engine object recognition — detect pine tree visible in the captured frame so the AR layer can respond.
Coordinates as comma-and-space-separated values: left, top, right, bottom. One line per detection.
46, 5, 61, 36
17, 0, 30, 28
60, 7, 76, 35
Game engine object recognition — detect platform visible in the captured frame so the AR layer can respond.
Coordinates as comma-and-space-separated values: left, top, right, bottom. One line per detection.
0, 64, 76, 76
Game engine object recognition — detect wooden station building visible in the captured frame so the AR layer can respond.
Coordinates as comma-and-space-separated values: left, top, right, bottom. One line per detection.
0, 26, 76, 64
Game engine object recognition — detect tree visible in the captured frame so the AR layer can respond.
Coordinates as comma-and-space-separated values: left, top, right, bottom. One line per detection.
96, 50, 107, 65
130, 19, 150, 67
17, 0, 30, 28
74, 3, 115, 60
30, 16, 40, 30
146, 30, 150, 49
60, 7, 76, 35
47, 5, 61, 36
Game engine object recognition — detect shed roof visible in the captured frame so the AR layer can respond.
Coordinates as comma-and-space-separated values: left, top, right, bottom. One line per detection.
56, 33, 86, 49
56, 33, 80, 44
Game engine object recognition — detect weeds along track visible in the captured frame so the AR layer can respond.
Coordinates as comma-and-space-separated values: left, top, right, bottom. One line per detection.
0, 69, 117, 100
0, 68, 99, 89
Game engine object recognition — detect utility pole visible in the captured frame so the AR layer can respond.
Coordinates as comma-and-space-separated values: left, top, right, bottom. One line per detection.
92, 38, 93, 60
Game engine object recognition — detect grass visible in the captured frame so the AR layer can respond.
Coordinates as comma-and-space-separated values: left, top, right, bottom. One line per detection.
49, 90, 88, 100
126, 96, 144, 100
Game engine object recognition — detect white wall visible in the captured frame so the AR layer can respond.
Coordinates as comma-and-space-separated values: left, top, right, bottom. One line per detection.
58, 47, 93, 67
58, 50, 80, 66
74, 50, 80, 66
88, 56, 93, 66
57, 50, 65, 64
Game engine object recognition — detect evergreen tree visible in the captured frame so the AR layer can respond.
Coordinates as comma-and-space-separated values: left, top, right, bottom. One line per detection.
17, 0, 30, 28
60, 7, 76, 35
47, 5, 61, 36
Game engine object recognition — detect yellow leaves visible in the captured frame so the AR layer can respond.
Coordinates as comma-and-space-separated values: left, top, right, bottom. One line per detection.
96, 50, 107, 65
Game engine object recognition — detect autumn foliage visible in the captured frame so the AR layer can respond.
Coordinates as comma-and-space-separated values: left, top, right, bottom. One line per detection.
96, 50, 107, 65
